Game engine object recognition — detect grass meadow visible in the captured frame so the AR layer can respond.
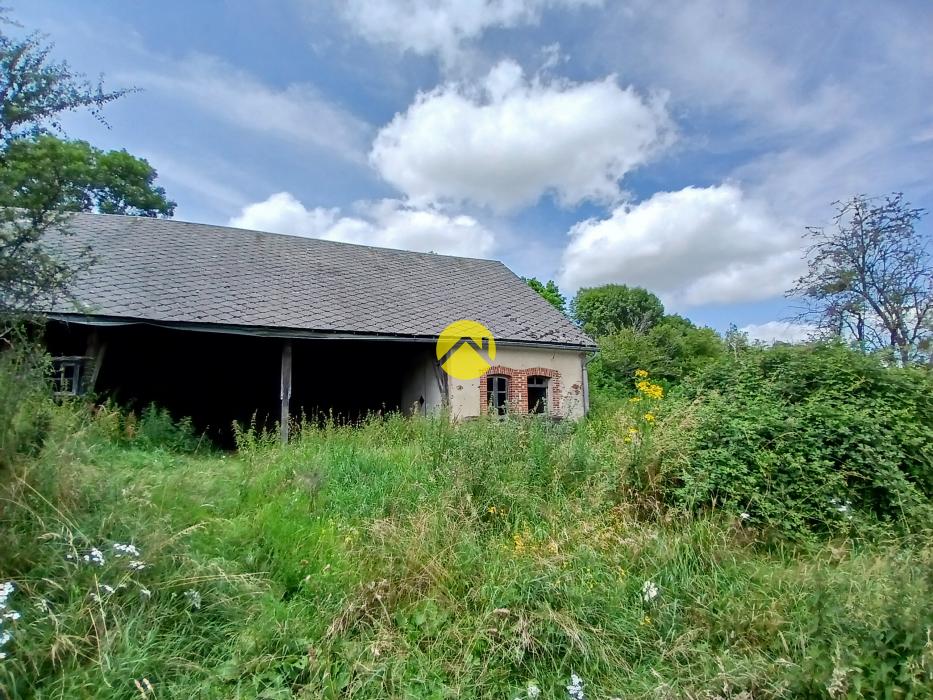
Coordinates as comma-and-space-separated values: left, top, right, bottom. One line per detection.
1, 346, 932, 698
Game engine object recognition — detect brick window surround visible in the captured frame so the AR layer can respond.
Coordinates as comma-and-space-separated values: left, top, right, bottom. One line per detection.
479, 366, 562, 416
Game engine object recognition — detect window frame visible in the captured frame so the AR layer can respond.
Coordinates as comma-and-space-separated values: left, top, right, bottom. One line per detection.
486, 374, 509, 415
526, 375, 549, 414
51, 356, 86, 396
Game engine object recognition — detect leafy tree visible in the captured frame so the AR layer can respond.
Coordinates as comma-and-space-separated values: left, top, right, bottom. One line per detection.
0, 19, 171, 320
0, 28, 128, 146
724, 323, 750, 358
789, 193, 931, 365
589, 314, 723, 392
523, 276, 566, 313
649, 314, 724, 377
571, 284, 665, 336
0, 136, 174, 217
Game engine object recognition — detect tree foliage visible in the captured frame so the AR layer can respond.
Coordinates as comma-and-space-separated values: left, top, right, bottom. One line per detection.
0, 29, 128, 145
570, 284, 665, 336
523, 277, 566, 313
0, 19, 172, 321
789, 193, 931, 364
0, 136, 174, 217
589, 314, 723, 392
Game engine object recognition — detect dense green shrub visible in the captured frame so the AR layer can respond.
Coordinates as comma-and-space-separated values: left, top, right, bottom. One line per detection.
135, 403, 205, 453
675, 342, 933, 538
588, 315, 724, 396
0, 336, 51, 469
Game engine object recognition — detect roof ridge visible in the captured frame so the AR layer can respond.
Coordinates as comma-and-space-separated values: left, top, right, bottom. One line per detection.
71, 210, 505, 265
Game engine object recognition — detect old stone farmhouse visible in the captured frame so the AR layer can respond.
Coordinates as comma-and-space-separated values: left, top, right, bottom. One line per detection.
45, 212, 595, 439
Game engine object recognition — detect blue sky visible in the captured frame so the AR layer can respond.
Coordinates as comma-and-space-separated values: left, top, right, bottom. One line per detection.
10, 0, 933, 340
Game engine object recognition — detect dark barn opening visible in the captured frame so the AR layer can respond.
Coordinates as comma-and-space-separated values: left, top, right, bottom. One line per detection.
290, 338, 408, 422
45, 321, 415, 445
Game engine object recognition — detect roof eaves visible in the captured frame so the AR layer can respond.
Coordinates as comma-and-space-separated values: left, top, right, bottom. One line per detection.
48, 313, 598, 351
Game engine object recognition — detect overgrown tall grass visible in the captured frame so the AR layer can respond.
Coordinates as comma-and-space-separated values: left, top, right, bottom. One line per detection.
1, 346, 932, 698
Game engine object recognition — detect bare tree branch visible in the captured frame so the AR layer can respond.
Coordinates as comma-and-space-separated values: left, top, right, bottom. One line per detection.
788, 193, 931, 365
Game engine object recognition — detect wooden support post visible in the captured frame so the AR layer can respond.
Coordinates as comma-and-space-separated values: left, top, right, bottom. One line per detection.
280, 341, 293, 444
84, 330, 107, 395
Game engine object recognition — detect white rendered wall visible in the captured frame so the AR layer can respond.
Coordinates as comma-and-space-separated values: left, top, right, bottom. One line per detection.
447, 346, 588, 419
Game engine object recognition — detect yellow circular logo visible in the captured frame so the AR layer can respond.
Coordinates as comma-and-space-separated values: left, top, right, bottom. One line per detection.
436, 319, 496, 380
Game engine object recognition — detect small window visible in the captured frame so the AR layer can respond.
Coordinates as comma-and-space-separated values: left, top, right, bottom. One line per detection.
51, 357, 84, 396
487, 375, 509, 415
527, 375, 549, 414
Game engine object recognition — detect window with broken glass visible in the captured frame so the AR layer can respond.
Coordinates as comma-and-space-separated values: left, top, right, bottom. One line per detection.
487, 375, 508, 415
527, 375, 549, 414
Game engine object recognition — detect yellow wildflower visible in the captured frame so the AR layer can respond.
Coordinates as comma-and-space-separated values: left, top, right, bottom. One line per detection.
635, 380, 664, 400
634, 369, 649, 378
488, 506, 497, 514
629, 395, 642, 403
513, 532, 526, 554
641, 615, 652, 626
644, 412, 655, 422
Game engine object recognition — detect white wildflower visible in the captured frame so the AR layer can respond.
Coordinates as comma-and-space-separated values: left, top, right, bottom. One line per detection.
128, 560, 147, 571
101, 585, 115, 595
113, 543, 141, 557
139, 588, 152, 600
566, 672, 585, 700
830, 497, 854, 518
641, 580, 659, 603
183, 589, 201, 609
0, 652, 6, 660
527, 683, 541, 699
740, 512, 751, 520
83, 548, 105, 566
0, 581, 20, 655
0, 581, 13, 606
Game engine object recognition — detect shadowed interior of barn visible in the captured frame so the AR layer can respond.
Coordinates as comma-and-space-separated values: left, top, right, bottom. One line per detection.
46, 321, 436, 444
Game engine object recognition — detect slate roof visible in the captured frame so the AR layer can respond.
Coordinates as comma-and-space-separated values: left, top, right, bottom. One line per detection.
48, 212, 595, 349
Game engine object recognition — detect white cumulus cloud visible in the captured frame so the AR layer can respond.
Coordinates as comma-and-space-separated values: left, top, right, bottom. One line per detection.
370, 59, 673, 211
229, 192, 496, 258
741, 321, 815, 344
559, 184, 804, 308
341, 0, 601, 61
